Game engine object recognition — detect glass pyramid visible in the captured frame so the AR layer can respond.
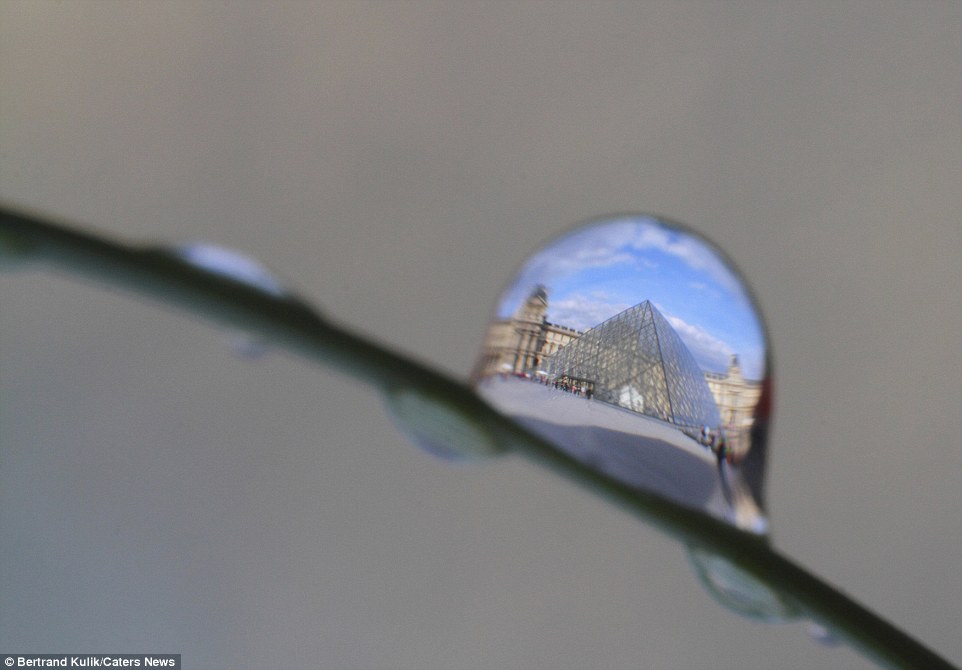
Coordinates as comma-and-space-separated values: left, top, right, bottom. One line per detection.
546, 300, 721, 430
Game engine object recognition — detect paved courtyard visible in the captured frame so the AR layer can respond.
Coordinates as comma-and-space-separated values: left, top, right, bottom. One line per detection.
477, 377, 733, 518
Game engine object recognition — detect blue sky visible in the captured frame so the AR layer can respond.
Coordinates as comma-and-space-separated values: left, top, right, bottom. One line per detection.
496, 216, 767, 379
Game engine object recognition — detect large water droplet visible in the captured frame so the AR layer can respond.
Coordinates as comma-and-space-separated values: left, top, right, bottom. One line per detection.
471, 215, 772, 534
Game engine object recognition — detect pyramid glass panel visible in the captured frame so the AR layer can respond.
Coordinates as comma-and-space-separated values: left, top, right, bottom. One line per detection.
546, 301, 721, 430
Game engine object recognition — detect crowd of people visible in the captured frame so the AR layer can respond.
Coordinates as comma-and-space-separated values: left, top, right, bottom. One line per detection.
550, 377, 593, 399
496, 370, 594, 398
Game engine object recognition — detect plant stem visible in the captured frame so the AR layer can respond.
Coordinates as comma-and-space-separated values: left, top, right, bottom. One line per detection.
1, 203, 955, 670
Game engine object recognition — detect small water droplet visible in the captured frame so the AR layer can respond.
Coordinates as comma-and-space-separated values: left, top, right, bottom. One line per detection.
226, 331, 270, 359
167, 243, 291, 298
384, 387, 504, 461
0, 229, 37, 269
687, 546, 798, 622
471, 215, 772, 532
807, 621, 840, 646
159, 244, 299, 357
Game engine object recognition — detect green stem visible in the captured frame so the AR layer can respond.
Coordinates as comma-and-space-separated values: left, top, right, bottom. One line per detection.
1, 202, 955, 670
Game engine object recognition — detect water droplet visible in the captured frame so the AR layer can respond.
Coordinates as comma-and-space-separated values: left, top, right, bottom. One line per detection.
166, 243, 292, 298
807, 621, 840, 646
384, 387, 505, 461
0, 229, 37, 269
471, 215, 772, 533
687, 546, 798, 622
158, 244, 300, 357
226, 331, 271, 359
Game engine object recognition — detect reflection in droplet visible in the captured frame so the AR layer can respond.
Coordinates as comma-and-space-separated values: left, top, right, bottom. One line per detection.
471, 215, 772, 534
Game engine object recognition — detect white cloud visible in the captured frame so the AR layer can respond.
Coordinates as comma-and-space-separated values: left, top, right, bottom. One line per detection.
518, 226, 640, 281
625, 223, 746, 298
549, 293, 631, 331
665, 313, 735, 373
520, 217, 747, 300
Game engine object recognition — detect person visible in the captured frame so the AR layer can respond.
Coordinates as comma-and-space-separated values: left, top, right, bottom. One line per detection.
714, 431, 727, 467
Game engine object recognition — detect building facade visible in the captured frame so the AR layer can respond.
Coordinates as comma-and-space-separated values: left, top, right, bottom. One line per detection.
704, 354, 762, 453
472, 286, 582, 379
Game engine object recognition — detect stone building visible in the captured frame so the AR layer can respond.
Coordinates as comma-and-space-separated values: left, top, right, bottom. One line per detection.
472, 285, 582, 379
704, 354, 762, 451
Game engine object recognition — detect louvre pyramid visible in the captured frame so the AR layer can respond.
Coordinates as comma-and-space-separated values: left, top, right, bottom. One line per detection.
546, 300, 721, 429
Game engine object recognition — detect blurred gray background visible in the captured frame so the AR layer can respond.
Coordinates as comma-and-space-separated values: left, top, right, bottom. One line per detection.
1, 3, 959, 668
